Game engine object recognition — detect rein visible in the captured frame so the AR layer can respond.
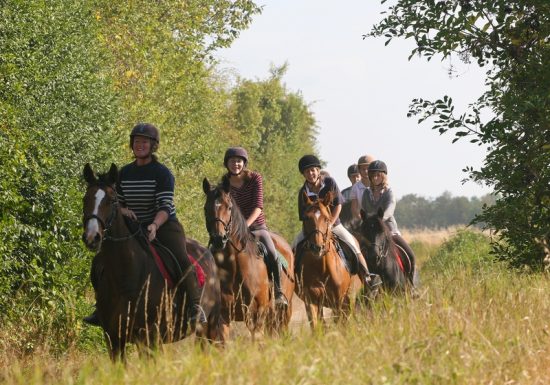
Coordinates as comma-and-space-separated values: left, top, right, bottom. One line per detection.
302, 223, 331, 257
208, 212, 246, 254
83, 197, 140, 242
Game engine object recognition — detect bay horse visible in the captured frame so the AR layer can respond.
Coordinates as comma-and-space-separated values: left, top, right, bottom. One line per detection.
296, 193, 361, 329
202, 177, 294, 341
82, 163, 222, 360
358, 208, 417, 293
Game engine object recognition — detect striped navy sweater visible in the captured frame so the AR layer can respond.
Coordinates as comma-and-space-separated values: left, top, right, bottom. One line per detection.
116, 160, 177, 225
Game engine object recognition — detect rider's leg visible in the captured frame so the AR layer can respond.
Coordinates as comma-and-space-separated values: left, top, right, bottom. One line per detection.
252, 228, 288, 306
156, 220, 205, 326
331, 224, 381, 288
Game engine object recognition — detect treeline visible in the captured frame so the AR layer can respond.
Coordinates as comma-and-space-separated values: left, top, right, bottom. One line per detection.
0, 0, 315, 347
396, 192, 496, 229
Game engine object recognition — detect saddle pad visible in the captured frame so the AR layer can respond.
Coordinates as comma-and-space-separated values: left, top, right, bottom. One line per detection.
257, 241, 289, 270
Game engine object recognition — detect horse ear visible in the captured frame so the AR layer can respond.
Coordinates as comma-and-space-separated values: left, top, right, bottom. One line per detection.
202, 177, 211, 195
303, 191, 312, 205
221, 175, 230, 193
107, 163, 118, 185
360, 209, 366, 221
83, 163, 96, 185
377, 206, 384, 219
323, 191, 333, 206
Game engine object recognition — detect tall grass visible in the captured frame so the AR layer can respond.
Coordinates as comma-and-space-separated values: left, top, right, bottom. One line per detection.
2, 230, 549, 384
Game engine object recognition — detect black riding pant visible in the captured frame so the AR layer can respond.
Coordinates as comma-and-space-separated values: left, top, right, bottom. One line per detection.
156, 220, 202, 310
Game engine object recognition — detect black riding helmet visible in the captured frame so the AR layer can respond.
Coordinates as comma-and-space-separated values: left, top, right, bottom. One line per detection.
347, 163, 359, 177
368, 160, 388, 174
298, 155, 321, 173
130, 123, 160, 152
224, 147, 249, 167
130, 123, 160, 142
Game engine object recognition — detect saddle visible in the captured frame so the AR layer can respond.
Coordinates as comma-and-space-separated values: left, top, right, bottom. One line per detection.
125, 218, 204, 288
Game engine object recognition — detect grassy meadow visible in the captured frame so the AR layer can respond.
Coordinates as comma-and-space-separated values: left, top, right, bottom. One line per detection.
1, 229, 549, 385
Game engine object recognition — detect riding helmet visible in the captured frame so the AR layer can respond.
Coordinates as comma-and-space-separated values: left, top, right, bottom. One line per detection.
368, 160, 388, 174
347, 163, 359, 177
357, 154, 375, 166
224, 147, 249, 167
298, 155, 321, 173
130, 123, 160, 143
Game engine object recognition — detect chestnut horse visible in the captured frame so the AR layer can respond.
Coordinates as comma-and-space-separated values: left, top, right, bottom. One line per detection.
296, 193, 361, 329
202, 177, 294, 341
82, 164, 223, 360
357, 208, 417, 293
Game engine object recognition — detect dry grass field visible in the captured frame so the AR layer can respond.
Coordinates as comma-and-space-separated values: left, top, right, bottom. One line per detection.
2, 230, 549, 385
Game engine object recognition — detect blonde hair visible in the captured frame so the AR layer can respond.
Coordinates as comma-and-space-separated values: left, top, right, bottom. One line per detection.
369, 172, 389, 190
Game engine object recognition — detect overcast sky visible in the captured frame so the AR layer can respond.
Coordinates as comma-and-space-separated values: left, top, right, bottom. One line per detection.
216, 1, 494, 199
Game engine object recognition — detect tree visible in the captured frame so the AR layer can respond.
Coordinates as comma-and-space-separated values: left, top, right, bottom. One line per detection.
227, 65, 318, 239
369, 0, 550, 269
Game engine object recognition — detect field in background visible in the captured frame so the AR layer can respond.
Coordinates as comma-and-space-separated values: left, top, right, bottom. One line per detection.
2, 230, 549, 385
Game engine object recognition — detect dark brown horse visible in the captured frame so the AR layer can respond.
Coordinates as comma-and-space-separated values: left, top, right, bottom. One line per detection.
202, 177, 294, 340
296, 193, 361, 329
357, 208, 417, 293
82, 163, 223, 360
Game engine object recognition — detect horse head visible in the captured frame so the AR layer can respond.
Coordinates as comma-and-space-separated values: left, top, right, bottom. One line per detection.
301, 192, 333, 258
202, 177, 234, 251
82, 163, 119, 251
360, 207, 391, 263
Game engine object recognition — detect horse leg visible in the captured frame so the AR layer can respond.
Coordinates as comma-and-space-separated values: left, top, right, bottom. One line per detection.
105, 332, 126, 362
305, 299, 319, 330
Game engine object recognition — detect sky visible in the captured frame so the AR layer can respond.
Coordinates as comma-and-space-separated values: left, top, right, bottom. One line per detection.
215, 1, 494, 199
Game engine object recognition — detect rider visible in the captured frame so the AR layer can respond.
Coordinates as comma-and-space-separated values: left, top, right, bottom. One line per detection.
341, 163, 360, 202
222, 146, 288, 307
84, 123, 205, 327
361, 160, 415, 261
293, 155, 381, 289
350, 154, 375, 219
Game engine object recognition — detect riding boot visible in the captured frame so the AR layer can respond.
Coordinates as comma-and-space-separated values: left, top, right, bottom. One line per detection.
267, 256, 288, 307
356, 252, 382, 289
183, 267, 206, 330
83, 305, 101, 326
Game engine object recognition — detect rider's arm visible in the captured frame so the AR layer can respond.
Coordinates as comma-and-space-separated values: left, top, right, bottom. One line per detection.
330, 204, 342, 227
246, 207, 262, 227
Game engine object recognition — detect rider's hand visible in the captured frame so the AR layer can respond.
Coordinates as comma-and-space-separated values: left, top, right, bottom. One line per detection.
147, 222, 158, 241
121, 207, 137, 221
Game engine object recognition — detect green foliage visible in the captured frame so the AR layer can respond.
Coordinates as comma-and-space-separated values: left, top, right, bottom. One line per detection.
224, 65, 318, 240
0, 0, 120, 339
396, 192, 496, 228
422, 230, 494, 274
369, 0, 550, 269
92, 0, 260, 242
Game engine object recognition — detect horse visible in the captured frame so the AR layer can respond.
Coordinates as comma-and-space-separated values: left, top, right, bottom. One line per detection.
357, 207, 417, 293
81, 163, 223, 360
202, 177, 295, 341
296, 193, 362, 329
339, 199, 354, 230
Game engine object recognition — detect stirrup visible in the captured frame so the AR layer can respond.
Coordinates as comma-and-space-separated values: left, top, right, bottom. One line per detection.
274, 292, 288, 307
367, 274, 382, 288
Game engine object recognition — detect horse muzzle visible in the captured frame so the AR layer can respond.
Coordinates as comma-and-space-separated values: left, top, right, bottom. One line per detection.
82, 230, 102, 251
209, 234, 228, 251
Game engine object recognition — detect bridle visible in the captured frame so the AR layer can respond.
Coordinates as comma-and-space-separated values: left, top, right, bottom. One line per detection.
83, 186, 140, 242
302, 214, 331, 257
207, 199, 245, 253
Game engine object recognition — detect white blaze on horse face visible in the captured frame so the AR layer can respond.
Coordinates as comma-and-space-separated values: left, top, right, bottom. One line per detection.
86, 188, 106, 236
315, 210, 321, 221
